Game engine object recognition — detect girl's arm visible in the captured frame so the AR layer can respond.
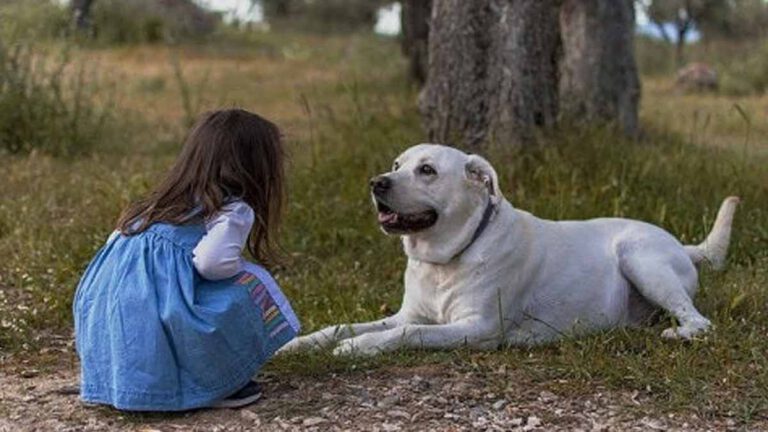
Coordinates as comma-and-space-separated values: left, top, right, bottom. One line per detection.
192, 201, 255, 280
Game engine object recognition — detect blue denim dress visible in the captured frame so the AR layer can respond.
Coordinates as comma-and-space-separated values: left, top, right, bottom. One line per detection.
73, 222, 300, 411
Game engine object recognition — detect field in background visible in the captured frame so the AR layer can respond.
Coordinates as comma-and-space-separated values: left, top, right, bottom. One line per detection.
0, 32, 766, 423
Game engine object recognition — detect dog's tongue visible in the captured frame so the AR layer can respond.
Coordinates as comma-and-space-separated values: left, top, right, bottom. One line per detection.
378, 212, 398, 224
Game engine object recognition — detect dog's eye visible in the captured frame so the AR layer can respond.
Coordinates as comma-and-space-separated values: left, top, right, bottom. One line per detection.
419, 164, 437, 176
392, 161, 400, 171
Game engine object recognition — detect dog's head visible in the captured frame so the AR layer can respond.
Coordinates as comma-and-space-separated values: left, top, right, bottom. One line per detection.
370, 144, 502, 263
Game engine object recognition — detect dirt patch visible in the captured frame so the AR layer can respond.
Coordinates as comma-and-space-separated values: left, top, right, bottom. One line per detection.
1, 363, 760, 431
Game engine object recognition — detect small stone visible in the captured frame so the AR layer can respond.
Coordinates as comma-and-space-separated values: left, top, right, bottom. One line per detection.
511, 417, 524, 426
452, 382, 472, 393
273, 417, 292, 430
539, 390, 556, 401
381, 423, 401, 432
524, 415, 542, 430
386, 410, 411, 421
302, 417, 327, 427
240, 410, 261, 425
377, 395, 400, 408
20, 370, 38, 378
492, 399, 507, 410
641, 418, 665, 430
53, 385, 80, 396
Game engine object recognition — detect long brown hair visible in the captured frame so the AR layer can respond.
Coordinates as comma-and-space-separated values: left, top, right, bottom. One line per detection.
117, 108, 285, 267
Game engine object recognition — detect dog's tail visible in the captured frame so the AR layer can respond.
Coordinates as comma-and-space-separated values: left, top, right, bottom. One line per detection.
684, 196, 740, 270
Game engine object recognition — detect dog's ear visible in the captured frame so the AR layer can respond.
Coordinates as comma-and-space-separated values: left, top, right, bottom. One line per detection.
465, 154, 502, 202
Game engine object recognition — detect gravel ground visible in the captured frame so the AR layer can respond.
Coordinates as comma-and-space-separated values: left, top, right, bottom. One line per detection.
1, 363, 763, 431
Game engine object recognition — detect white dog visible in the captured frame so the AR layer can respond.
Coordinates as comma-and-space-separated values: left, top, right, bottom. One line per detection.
281, 144, 739, 356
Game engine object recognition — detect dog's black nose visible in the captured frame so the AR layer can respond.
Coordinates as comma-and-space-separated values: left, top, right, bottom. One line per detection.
370, 175, 392, 195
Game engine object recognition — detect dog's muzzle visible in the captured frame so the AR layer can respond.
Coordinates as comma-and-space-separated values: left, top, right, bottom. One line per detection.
370, 175, 438, 234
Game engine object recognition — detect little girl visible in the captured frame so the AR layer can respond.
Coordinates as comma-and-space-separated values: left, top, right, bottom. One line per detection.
73, 109, 300, 411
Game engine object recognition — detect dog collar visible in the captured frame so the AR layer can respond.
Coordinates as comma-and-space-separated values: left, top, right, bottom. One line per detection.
453, 197, 496, 260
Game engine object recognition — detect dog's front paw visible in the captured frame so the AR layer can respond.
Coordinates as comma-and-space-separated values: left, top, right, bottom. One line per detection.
276, 336, 306, 355
277, 327, 344, 354
661, 319, 712, 340
277, 334, 328, 354
332, 335, 381, 357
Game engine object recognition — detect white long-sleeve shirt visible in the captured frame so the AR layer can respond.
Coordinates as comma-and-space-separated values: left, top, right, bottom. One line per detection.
192, 200, 255, 280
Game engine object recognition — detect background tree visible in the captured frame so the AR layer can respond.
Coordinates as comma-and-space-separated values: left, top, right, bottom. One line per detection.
419, 0, 561, 147
400, 0, 432, 84
638, 0, 738, 65
695, 0, 768, 41
71, 0, 95, 33
560, 0, 640, 136
260, 0, 292, 19
259, 0, 386, 33
87, 0, 216, 43
643, 0, 697, 66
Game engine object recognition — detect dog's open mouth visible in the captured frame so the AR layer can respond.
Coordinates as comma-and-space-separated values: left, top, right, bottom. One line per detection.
376, 200, 438, 234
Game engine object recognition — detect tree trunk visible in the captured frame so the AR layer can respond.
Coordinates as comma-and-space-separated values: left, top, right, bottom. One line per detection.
400, 0, 432, 84
673, 8, 694, 67
420, 0, 561, 148
653, 20, 671, 43
559, 0, 640, 136
261, 0, 292, 18
275, 1, 290, 16
675, 23, 690, 67
71, 0, 95, 32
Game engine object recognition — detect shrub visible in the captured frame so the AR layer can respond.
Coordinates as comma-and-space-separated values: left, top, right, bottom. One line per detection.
90, 0, 218, 44
264, 0, 388, 34
719, 42, 768, 96
0, 0, 69, 41
0, 0, 218, 45
0, 41, 113, 156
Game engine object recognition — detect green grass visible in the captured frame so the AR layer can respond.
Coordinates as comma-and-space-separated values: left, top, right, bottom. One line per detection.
0, 31, 766, 423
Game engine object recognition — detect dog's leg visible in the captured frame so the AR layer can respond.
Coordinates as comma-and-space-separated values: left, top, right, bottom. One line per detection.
332, 319, 497, 356
619, 251, 711, 340
278, 313, 407, 353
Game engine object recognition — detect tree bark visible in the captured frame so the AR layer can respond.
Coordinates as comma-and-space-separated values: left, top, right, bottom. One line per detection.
559, 0, 640, 136
260, 0, 292, 19
674, 17, 692, 67
653, 20, 671, 43
400, 0, 432, 84
71, 0, 95, 32
420, 0, 561, 148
